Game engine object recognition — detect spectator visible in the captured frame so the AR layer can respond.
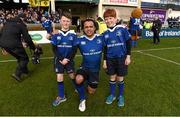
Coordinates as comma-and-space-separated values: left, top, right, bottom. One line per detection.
96, 17, 107, 34
151, 16, 162, 44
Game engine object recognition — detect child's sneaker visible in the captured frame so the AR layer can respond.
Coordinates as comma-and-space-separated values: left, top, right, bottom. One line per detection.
105, 95, 116, 104
52, 96, 67, 106
117, 95, 124, 107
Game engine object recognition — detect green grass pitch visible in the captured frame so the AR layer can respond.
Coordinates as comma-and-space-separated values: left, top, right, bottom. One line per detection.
0, 38, 180, 116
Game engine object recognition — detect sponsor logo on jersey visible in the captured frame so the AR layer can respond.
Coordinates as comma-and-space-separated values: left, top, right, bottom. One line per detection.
116, 31, 122, 36
83, 50, 102, 56
111, 40, 116, 44
62, 42, 67, 45
57, 36, 61, 40
107, 43, 124, 48
81, 41, 86, 45
69, 36, 73, 40
90, 49, 95, 52
105, 34, 109, 39
97, 39, 102, 44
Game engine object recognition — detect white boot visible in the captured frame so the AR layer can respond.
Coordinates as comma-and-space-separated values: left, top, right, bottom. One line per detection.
78, 99, 86, 112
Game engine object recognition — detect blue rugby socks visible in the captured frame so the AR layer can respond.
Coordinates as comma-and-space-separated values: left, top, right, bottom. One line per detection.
76, 83, 86, 101
118, 80, 124, 96
58, 82, 64, 98
109, 80, 116, 96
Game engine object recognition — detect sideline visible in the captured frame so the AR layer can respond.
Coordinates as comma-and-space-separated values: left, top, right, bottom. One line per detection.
133, 46, 180, 52
137, 51, 180, 66
1, 46, 180, 63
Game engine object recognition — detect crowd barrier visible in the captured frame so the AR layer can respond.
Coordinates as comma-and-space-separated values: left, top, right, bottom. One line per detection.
0, 24, 77, 44
2, 24, 179, 39
0, 23, 77, 31
27, 24, 77, 31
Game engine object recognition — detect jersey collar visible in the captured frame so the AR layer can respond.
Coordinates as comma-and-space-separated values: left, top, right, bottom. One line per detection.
107, 24, 126, 32
83, 34, 99, 41
59, 30, 75, 36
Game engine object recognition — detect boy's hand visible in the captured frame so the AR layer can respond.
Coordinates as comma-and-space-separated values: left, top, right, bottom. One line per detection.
125, 55, 131, 65
46, 33, 51, 39
59, 58, 70, 65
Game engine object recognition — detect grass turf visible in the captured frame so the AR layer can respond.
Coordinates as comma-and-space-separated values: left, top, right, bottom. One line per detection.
0, 38, 180, 115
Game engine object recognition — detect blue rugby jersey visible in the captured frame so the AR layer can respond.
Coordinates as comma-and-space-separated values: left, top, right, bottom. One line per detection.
129, 17, 141, 31
42, 19, 52, 33
75, 34, 103, 72
51, 30, 77, 59
103, 25, 131, 59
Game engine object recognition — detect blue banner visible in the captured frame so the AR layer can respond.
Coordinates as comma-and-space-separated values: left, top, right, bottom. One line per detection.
142, 29, 180, 39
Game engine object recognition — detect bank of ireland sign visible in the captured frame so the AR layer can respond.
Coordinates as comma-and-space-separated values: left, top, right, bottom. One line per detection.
142, 29, 180, 39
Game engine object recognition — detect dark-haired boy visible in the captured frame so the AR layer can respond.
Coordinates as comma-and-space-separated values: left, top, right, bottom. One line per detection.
51, 11, 77, 106
73, 18, 103, 112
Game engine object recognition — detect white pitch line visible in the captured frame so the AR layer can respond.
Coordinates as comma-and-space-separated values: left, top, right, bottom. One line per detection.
137, 51, 180, 66
132, 46, 180, 52
0, 55, 82, 63
0, 59, 17, 63
1, 46, 180, 63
